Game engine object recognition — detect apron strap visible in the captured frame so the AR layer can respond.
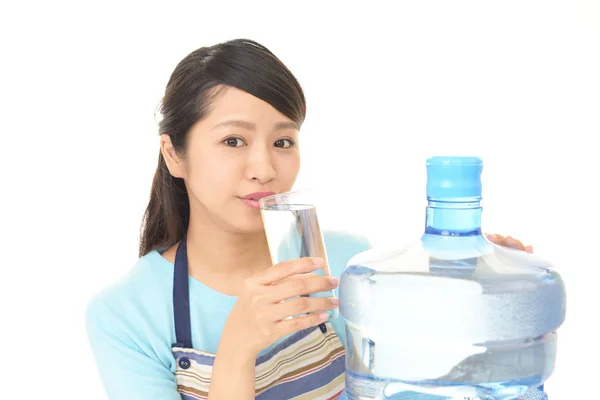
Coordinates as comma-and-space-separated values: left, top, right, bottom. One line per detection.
173, 233, 193, 348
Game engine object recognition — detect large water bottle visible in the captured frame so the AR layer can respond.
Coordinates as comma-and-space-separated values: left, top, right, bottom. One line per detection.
339, 156, 566, 400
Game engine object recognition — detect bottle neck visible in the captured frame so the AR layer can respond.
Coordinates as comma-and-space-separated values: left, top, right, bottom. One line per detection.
424, 198, 482, 236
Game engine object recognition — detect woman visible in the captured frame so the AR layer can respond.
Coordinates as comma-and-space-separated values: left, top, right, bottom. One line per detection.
85, 39, 533, 400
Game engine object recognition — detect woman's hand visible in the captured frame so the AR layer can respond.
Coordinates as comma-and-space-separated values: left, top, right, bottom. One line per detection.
220, 257, 338, 359
485, 233, 534, 253
209, 257, 337, 399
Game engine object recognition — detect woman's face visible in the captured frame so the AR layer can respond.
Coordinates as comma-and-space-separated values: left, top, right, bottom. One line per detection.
163, 86, 301, 234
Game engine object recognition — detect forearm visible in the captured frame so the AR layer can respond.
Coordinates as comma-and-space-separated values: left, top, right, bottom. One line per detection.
208, 342, 257, 400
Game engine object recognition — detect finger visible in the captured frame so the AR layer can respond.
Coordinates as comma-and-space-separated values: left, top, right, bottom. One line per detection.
255, 257, 324, 285
276, 312, 331, 336
269, 275, 339, 302
524, 245, 534, 253
275, 271, 326, 286
504, 236, 525, 250
271, 296, 339, 322
485, 233, 505, 245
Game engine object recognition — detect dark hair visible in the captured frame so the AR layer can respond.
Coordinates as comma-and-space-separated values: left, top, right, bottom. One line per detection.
139, 39, 306, 257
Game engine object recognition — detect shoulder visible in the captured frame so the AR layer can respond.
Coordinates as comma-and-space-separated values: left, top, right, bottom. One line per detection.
86, 251, 172, 316
323, 230, 372, 278
85, 250, 175, 352
323, 229, 371, 251
322, 230, 371, 346
84, 251, 182, 398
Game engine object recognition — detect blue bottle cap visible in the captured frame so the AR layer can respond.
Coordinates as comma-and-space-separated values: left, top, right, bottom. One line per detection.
426, 156, 483, 199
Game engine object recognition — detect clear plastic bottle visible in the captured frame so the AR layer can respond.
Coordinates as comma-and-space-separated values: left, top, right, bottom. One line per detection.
339, 156, 566, 400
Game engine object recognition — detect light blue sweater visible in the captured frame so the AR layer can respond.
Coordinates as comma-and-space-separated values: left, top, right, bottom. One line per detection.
85, 230, 371, 400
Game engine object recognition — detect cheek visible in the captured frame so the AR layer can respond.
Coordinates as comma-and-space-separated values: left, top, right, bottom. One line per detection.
276, 153, 300, 183
185, 152, 240, 195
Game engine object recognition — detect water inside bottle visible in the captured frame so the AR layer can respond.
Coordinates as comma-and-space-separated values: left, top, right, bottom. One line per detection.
340, 251, 562, 400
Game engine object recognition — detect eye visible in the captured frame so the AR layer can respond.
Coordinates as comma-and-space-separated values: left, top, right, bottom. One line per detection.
224, 137, 245, 147
274, 138, 295, 148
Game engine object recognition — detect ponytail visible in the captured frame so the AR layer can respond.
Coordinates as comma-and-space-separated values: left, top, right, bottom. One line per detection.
139, 152, 190, 257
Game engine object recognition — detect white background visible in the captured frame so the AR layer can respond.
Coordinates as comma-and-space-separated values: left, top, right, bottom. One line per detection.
1, 1, 598, 398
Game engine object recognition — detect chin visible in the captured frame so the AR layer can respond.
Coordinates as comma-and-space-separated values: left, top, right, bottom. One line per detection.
229, 213, 266, 235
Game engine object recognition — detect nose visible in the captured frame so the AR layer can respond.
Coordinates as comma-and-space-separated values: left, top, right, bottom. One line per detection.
245, 143, 276, 183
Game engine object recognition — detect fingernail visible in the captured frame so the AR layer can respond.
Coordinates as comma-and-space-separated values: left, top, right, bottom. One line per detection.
318, 312, 328, 320
331, 297, 339, 305
329, 277, 339, 286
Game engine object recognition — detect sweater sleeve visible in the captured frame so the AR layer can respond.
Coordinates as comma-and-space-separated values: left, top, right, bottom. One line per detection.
85, 298, 182, 400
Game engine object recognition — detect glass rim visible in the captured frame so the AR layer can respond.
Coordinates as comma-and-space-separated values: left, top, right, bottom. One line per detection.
258, 188, 314, 207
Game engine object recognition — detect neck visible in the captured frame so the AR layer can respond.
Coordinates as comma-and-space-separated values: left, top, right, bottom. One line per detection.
186, 212, 272, 280
424, 197, 482, 236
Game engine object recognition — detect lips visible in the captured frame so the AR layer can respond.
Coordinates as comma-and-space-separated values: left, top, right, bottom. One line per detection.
241, 192, 276, 200
239, 192, 276, 210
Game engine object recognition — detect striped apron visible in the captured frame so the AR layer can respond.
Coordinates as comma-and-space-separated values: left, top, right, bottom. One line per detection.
171, 235, 346, 400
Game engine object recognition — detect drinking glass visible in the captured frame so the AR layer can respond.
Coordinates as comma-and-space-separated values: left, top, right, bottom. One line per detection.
259, 190, 338, 320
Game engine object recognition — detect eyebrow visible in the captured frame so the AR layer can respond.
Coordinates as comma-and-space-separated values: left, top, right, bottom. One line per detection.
211, 119, 299, 131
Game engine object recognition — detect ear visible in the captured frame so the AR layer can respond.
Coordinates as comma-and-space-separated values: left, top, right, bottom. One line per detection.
160, 134, 186, 179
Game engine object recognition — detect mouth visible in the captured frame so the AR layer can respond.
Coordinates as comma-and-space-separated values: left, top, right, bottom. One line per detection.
238, 192, 276, 209
240, 192, 276, 201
